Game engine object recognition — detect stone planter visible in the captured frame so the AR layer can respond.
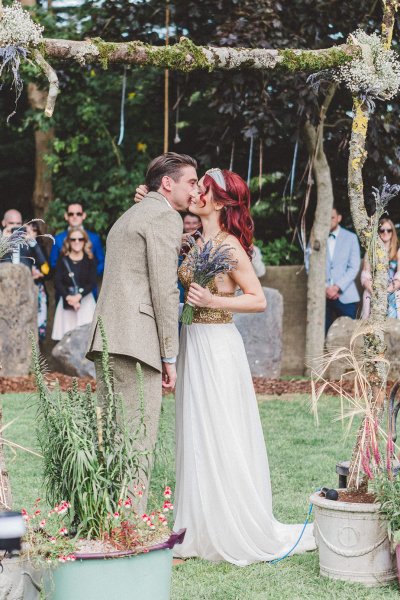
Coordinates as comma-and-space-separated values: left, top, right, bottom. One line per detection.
311, 492, 396, 586
43, 529, 185, 600
396, 544, 400, 587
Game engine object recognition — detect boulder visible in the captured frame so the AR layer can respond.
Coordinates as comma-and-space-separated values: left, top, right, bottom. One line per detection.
326, 316, 400, 380
52, 323, 95, 378
0, 264, 37, 377
233, 287, 283, 378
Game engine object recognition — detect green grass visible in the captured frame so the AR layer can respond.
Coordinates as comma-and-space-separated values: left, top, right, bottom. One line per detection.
2, 393, 399, 599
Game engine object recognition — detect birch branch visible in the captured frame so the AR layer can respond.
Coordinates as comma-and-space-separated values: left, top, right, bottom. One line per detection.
33, 49, 59, 117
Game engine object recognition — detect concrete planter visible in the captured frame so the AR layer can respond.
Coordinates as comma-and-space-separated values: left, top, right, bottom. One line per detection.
43, 529, 185, 600
311, 492, 396, 587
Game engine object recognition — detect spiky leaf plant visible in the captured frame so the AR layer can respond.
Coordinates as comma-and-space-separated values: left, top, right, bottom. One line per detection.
31, 318, 149, 539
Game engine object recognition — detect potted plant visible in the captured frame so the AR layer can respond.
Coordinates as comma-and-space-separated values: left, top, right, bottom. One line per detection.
26, 318, 185, 600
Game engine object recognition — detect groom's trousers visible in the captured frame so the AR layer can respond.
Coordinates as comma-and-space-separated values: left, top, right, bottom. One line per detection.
94, 353, 162, 514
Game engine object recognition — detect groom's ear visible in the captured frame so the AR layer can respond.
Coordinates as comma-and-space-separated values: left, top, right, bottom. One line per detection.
161, 175, 173, 193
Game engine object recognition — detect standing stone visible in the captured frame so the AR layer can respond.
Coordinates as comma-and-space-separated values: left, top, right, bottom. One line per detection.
326, 316, 400, 380
233, 287, 283, 378
0, 264, 37, 377
52, 323, 95, 378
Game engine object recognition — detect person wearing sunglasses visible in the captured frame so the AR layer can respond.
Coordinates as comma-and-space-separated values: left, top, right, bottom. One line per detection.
361, 217, 400, 319
49, 203, 105, 279
52, 227, 97, 341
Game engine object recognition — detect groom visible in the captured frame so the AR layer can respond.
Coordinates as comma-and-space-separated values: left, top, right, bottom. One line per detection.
87, 152, 198, 508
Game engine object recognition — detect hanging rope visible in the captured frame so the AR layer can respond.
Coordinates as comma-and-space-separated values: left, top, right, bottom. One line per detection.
174, 82, 181, 144
258, 138, 263, 200
117, 66, 127, 146
247, 135, 254, 187
163, 0, 170, 153
229, 139, 235, 171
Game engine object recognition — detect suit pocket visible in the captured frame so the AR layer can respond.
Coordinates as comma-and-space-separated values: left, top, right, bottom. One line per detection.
139, 303, 155, 319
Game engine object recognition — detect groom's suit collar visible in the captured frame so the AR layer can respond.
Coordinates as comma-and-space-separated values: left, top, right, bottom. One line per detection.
146, 190, 174, 210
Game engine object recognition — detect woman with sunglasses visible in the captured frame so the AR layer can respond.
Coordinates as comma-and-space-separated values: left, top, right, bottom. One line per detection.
361, 217, 400, 319
52, 226, 97, 340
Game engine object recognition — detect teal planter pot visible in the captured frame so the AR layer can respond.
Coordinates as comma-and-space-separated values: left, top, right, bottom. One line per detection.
43, 529, 185, 600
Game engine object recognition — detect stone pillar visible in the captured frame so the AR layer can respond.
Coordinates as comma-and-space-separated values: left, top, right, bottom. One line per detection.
233, 287, 283, 378
0, 264, 37, 377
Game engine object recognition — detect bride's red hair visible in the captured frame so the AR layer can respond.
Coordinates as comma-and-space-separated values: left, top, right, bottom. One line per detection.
203, 170, 254, 259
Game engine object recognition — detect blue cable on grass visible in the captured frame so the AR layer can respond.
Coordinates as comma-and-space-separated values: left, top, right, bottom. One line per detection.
270, 490, 319, 566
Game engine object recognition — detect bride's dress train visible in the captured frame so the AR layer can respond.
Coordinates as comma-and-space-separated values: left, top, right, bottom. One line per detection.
173, 321, 316, 566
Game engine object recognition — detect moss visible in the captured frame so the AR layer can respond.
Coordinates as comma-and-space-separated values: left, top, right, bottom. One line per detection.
127, 37, 211, 72
278, 47, 356, 72
92, 37, 118, 69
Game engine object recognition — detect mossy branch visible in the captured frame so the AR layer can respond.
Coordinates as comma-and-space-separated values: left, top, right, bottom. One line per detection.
42, 36, 360, 72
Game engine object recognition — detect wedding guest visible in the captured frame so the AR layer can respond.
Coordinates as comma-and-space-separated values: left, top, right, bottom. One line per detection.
361, 218, 400, 319
52, 227, 97, 341
325, 207, 361, 332
26, 221, 51, 341
179, 213, 202, 303
49, 203, 105, 277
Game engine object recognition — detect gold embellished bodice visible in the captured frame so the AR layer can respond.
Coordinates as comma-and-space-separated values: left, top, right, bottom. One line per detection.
178, 231, 234, 324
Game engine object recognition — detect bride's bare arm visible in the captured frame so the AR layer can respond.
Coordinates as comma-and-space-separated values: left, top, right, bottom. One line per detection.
187, 237, 267, 313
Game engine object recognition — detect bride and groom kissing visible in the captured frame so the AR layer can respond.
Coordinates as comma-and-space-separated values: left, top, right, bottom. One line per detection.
87, 152, 316, 565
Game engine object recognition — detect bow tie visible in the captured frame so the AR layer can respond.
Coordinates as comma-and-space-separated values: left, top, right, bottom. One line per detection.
329, 233, 336, 239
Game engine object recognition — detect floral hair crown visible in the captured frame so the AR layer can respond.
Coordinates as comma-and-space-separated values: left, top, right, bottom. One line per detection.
205, 168, 226, 191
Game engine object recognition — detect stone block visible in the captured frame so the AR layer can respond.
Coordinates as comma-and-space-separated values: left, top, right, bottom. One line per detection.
52, 323, 95, 378
326, 316, 400, 380
0, 264, 37, 377
233, 287, 283, 378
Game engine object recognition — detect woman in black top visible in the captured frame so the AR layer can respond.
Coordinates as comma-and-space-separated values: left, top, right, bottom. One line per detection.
52, 227, 97, 340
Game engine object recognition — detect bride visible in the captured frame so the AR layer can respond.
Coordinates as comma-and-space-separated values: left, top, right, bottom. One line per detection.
173, 167, 316, 565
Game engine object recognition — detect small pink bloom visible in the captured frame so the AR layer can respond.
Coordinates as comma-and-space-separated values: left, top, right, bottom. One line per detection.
124, 498, 132, 508
113, 512, 120, 519
50, 537, 56, 544
39, 519, 46, 528
59, 527, 68, 536
35, 509, 41, 516
58, 556, 67, 563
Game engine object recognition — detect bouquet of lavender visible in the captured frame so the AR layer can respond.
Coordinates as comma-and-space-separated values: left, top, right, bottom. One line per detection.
180, 236, 237, 325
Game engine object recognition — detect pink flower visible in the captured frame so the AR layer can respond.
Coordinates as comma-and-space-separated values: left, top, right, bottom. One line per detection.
50, 537, 56, 544
113, 512, 120, 519
35, 509, 41, 516
163, 487, 172, 499
58, 555, 67, 563
39, 519, 46, 528
66, 554, 76, 561
124, 498, 132, 508
59, 527, 68, 536
163, 501, 173, 512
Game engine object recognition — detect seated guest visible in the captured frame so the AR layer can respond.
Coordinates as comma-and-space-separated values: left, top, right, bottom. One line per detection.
52, 227, 97, 341
361, 217, 400, 319
49, 202, 105, 277
325, 207, 361, 333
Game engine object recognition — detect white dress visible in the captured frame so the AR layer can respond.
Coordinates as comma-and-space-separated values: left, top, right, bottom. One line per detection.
173, 234, 316, 566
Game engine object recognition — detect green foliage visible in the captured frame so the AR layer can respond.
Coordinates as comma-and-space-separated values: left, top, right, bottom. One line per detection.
373, 470, 400, 542
254, 236, 303, 266
31, 320, 148, 538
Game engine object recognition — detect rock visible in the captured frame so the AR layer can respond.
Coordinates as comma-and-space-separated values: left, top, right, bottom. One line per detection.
52, 323, 95, 378
0, 264, 37, 377
233, 287, 283, 378
326, 316, 400, 380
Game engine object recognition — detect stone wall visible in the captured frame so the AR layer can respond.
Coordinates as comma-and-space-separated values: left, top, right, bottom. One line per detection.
0, 264, 37, 377
260, 266, 307, 376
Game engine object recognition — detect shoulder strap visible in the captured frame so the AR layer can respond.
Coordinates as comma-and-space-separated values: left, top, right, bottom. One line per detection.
62, 256, 79, 289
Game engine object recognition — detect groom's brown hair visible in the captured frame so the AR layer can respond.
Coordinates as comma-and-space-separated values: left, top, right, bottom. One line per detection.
145, 152, 197, 192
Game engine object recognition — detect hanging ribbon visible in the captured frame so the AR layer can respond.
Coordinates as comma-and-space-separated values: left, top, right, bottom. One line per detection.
229, 140, 235, 171
174, 82, 181, 144
117, 66, 127, 146
163, 0, 170, 153
258, 138, 263, 200
289, 138, 299, 198
247, 135, 254, 187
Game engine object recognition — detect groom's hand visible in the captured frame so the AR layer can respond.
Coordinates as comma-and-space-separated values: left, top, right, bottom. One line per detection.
162, 362, 177, 392
134, 184, 148, 203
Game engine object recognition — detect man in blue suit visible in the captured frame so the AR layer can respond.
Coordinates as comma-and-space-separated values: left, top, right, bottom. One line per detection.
49, 202, 105, 277
325, 207, 361, 332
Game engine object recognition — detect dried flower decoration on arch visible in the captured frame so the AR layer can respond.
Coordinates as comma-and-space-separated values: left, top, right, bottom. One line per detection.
308, 29, 400, 113
0, 1, 58, 119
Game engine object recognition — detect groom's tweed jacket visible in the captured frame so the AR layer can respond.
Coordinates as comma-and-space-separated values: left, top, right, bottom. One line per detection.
87, 192, 182, 371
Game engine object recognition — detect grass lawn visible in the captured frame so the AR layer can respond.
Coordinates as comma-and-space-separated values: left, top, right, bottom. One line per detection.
2, 392, 398, 599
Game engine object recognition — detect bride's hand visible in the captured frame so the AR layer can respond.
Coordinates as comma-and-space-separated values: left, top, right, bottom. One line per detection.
187, 283, 214, 308
133, 184, 148, 203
